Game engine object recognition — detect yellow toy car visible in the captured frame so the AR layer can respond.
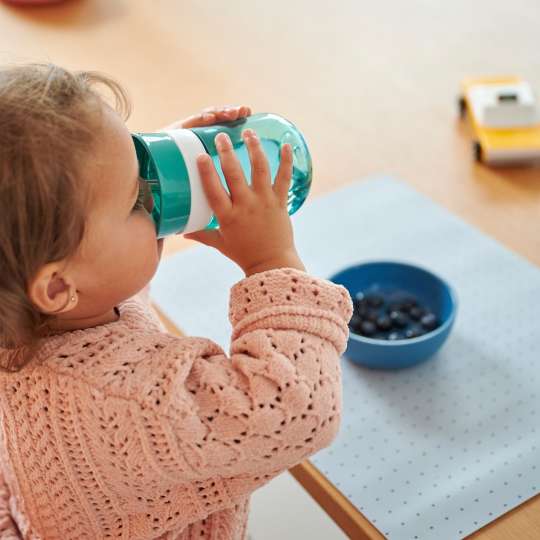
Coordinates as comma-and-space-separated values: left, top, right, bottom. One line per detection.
458, 76, 540, 164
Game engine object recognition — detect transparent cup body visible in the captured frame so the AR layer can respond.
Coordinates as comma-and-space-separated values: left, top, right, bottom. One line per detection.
190, 112, 312, 229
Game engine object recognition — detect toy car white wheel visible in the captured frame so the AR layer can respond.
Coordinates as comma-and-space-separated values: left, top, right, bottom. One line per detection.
458, 95, 467, 119
473, 141, 483, 162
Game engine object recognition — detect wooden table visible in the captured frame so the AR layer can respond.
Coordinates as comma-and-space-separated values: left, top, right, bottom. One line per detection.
1, 1, 539, 538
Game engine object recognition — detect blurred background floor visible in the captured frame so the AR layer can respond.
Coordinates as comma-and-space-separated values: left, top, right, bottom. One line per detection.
247, 471, 345, 540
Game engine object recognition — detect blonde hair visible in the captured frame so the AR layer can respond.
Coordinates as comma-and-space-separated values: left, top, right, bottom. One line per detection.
0, 62, 132, 372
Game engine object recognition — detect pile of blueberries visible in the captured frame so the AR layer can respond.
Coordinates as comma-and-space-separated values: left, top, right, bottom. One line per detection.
349, 290, 440, 341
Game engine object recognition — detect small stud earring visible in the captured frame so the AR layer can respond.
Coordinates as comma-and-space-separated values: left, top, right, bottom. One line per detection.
71, 295, 76, 302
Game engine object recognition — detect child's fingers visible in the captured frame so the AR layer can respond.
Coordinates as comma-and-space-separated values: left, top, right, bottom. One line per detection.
242, 129, 271, 194
180, 112, 215, 128
222, 107, 240, 121
239, 105, 252, 117
218, 105, 251, 121
204, 105, 251, 121
196, 153, 232, 219
180, 106, 252, 129
273, 143, 293, 204
215, 133, 251, 204
209, 108, 238, 122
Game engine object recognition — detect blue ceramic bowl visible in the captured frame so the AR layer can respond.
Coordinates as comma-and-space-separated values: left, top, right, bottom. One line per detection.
329, 261, 458, 369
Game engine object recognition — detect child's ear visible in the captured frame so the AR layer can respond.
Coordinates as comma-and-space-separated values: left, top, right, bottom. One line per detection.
27, 262, 78, 314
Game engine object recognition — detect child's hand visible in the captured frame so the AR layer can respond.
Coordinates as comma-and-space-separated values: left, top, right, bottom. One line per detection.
184, 130, 306, 276
159, 105, 252, 131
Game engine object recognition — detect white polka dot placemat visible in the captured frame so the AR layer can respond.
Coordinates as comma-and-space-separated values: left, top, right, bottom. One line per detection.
150, 176, 540, 540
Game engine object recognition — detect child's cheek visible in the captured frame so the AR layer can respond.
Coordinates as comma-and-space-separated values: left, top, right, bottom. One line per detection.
132, 211, 161, 263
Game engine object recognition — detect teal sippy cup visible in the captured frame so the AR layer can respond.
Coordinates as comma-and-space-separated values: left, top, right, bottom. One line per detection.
131, 113, 312, 238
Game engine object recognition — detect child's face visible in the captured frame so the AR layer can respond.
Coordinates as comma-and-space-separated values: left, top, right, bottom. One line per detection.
36, 104, 164, 331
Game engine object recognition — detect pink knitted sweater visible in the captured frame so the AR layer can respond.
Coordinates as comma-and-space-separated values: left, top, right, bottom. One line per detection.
0, 268, 352, 540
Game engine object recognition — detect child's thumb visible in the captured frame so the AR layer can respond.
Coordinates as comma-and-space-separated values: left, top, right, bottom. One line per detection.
183, 229, 222, 249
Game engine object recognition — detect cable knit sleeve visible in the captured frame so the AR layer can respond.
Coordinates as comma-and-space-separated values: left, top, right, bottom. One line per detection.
119, 268, 353, 498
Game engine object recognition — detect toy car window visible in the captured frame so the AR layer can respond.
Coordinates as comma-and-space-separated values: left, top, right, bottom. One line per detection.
498, 93, 518, 103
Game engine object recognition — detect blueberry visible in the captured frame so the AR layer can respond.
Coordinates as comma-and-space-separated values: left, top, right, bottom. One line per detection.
353, 293, 369, 316
354, 292, 365, 302
405, 327, 424, 339
353, 300, 368, 317
365, 310, 379, 323
376, 315, 392, 331
386, 302, 402, 314
354, 291, 366, 305
397, 296, 418, 313
409, 306, 425, 321
349, 314, 364, 334
389, 311, 408, 328
387, 331, 403, 341
421, 313, 438, 331
360, 320, 377, 337
365, 294, 384, 308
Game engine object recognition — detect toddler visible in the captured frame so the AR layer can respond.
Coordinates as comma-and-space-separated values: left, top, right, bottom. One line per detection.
0, 63, 352, 540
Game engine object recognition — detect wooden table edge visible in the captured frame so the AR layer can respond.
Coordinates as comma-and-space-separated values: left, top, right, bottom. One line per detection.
289, 460, 386, 539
